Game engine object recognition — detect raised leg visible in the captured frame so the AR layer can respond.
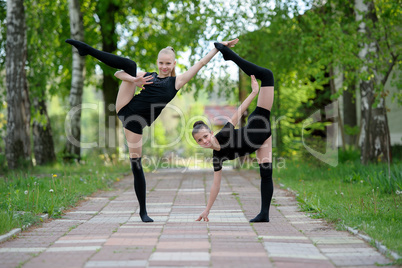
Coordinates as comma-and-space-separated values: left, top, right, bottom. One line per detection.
214, 43, 275, 111
66, 39, 137, 77
256, 86, 274, 111
214, 43, 274, 87
116, 81, 136, 113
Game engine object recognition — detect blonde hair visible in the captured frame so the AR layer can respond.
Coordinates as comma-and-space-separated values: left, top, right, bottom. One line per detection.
158, 46, 176, 77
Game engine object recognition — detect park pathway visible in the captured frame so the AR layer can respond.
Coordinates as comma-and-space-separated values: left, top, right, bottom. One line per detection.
0, 168, 396, 268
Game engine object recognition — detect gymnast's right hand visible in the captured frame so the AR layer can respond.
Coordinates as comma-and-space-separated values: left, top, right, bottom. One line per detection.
133, 73, 153, 89
196, 209, 210, 222
220, 38, 239, 48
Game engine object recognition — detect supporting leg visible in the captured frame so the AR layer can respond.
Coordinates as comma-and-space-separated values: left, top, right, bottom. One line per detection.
130, 157, 153, 222
249, 162, 273, 222
125, 129, 152, 222
251, 137, 273, 222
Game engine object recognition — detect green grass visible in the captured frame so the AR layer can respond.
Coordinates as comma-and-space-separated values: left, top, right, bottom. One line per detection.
274, 158, 402, 256
0, 154, 130, 236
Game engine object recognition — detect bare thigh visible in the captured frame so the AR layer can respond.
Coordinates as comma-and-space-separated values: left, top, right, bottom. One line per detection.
257, 86, 274, 111
116, 81, 136, 113
256, 136, 272, 164
124, 129, 142, 158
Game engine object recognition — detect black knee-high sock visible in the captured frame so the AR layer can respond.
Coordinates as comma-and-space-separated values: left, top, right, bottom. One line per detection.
214, 43, 274, 87
130, 157, 153, 222
250, 162, 273, 222
65, 39, 137, 77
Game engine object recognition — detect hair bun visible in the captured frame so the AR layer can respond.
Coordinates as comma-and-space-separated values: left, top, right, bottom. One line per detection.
166, 46, 175, 52
193, 120, 206, 128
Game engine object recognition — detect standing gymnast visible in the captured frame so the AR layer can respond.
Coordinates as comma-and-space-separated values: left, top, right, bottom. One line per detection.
192, 42, 274, 222
66, 38, 239, 222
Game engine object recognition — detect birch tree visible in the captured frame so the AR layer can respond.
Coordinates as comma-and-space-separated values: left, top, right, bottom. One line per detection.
6, 0, 31, 169
65, 0, 85, 161
355, 0, 396, 164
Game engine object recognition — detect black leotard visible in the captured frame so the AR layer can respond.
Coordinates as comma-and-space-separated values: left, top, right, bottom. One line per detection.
117, 72, 177, 134
213, 106, 271, 171
65, 39, 178, 135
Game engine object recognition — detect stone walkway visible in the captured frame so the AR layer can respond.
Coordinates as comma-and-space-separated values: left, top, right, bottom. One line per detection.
0, 169, 396, 268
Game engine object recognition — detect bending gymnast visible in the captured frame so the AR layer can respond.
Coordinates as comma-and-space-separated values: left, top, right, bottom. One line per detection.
66, 38, 239, 222
192, 42, 274, 222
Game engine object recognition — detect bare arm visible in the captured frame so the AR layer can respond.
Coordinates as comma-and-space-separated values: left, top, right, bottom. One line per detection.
114, 71, 153, 89
114, 71, 146, 82
230, 75, 259, 127
196, 170, 222, 222
175, 38, 239, 90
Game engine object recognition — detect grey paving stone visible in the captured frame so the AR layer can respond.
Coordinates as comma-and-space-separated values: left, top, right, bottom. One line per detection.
0, 169, 395, 268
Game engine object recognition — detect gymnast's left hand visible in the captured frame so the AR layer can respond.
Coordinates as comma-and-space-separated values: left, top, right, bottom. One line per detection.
196, 210, 210, 222
251, 75, 259, 95
133, 73, 153, 89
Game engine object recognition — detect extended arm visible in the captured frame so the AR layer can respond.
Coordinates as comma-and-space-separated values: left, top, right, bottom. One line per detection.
175, 39, 239, 90
196, 170, 222, 222
230, 75, 259, 127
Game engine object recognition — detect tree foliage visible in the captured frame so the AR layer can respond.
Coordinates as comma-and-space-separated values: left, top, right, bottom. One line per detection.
0, 0, 400, 169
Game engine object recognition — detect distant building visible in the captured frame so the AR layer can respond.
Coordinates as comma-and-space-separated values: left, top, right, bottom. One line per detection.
204, 105, 237, 127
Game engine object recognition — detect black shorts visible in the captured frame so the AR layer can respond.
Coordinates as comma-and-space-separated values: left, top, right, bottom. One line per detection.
243, 106, 271, 148
117, 105, 149, 135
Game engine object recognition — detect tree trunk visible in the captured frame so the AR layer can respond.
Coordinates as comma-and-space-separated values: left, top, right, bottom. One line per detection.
99, 2, 119, 153
359, 82, 391, 163
102, 73, 119, 151
32, 98, 56, 165
329, 66, 345, 150
6, 0, 31, 170
343, 4, 359, 148
355, 0, 391, 164
342, 75, 358, 146
65, 0, 85, 161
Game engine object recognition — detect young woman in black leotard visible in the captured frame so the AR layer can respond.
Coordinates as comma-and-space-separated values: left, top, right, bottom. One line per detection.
66, 38, 239, 222
192, 43, 274, 223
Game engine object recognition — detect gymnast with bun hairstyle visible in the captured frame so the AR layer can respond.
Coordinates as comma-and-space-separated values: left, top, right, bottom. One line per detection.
192, 42, 274, 222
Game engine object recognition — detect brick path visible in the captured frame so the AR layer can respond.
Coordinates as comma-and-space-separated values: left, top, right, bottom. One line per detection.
0, 169, 396, 268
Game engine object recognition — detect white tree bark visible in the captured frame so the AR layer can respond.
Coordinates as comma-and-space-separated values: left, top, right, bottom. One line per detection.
6, 0, 31, 169
355, 0, 391, 164
65, 0, 85, 160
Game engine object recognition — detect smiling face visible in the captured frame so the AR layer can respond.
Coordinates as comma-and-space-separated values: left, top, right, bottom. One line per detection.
193, 128, 214, 149
157, 51, 176, 78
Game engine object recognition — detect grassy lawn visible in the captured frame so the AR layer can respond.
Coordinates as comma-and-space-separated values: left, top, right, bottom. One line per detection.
275, 158, 402, 258
0, 155, 131, 236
